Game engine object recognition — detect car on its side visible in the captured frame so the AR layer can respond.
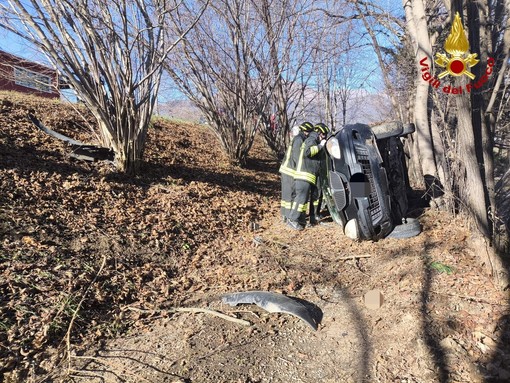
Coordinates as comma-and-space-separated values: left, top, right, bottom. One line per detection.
321, 121, 419, 241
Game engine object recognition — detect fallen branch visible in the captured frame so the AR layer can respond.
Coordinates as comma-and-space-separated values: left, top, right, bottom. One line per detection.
261, 237, 289, 249
65, 254, 107, 373
125, 306, 251, 326
68, 360, 154, 383
261, 237, 319, 257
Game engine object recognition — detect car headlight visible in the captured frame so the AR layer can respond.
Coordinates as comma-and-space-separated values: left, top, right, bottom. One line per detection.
326, 137, 341, 159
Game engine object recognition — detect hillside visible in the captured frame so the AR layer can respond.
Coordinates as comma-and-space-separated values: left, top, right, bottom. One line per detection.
1, 91, 509, 383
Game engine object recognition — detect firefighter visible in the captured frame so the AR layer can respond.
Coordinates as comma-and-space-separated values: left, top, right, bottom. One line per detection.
279, 121, 314, 223
287, 122, 329, 230
309, 123, 330, 225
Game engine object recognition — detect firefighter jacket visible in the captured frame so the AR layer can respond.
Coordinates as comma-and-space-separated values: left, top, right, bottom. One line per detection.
279, 131, 307, 177
294, 131, 325, 185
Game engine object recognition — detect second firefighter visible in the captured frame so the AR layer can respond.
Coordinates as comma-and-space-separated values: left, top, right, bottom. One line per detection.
287, 123, 330, 230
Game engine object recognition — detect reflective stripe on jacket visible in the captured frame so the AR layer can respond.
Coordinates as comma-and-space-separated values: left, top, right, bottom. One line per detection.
279, 145, 294, 176
293, 132, 323, 185
279, 132, 306, 176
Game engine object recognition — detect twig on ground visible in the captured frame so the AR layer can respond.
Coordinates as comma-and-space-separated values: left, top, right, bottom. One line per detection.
65, 254, 107, 373
68, 362, 155, 383
338, 254, 372, 260
401, 288, 506, 306
263, 238, 290, 249
256, 236, 320, 257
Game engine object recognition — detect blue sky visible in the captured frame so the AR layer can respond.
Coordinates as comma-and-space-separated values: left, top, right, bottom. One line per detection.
0, 0, 405, 62
0, 28, 45, 63
0, 0, 406, 102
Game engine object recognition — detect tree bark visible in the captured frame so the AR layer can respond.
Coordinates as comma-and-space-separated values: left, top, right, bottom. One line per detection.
402, 0, 440, 192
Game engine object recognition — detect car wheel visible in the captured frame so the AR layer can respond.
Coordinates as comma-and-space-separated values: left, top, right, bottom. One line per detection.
402, 123, 415, 136
371, 121, 403, 139
386, 218, 421, 239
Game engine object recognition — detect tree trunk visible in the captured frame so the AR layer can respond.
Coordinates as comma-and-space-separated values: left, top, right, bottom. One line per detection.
467, 2, 494, 238
430, 108, 450, 202
355, 0, 400, 118
403, 0, 440, 193
455, 73, 491, 237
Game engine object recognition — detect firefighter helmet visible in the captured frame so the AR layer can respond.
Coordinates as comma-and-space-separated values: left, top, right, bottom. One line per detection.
299, 121, 314, 132
314, 123, 330, 135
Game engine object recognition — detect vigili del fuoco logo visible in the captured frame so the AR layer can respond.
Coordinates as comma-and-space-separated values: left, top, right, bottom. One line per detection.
420, 12, 494, 94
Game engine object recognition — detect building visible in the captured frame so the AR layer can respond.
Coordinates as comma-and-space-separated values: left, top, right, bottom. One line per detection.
0, 50, 60, 99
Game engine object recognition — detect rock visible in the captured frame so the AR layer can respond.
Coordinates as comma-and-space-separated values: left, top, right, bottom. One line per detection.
364, 289, 384, 310
440, 337, 459, 352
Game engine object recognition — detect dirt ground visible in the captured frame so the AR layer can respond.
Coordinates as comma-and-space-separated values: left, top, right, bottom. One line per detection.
1, 92, 510, 383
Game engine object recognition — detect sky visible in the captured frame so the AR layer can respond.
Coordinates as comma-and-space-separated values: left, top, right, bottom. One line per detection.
0, 0, 406, 63
0, 0, 406, 105
0, 28, 44, 63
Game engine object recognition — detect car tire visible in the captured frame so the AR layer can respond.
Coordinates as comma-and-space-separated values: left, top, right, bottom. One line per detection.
402, 123, 415, 136
371, 121, 403, 139
386, 218, 421, 239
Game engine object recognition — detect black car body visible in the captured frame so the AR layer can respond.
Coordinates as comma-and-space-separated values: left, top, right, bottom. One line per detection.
321, 121, 415, 241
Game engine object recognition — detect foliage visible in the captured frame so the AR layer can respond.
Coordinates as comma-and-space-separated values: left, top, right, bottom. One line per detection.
430, 261, 454, 275
0, 92, 274, 380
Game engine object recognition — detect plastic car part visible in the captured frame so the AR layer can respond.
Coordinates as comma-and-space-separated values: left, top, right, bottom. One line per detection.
371, 121, 403, 139
344, 218, 360, 240
322, 121, 418, 241
321, 181, 344, 225
323, 123, 394, 240
402, 123, 416, 135
350, 173, 371, 198
221, 291, 318, 331
386, 218, 422, 239
377, 136, 409, 224
328, 171, 347, 211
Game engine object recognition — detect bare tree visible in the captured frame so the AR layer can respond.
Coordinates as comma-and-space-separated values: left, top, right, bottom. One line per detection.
0, 0, 206, 174
432, 0, 510, 241
348, 0, 404, 120
166, 0, 328, 163
165, 0, 267, 165
318, 1, 411, 128
317, 24, 383, 130
402, 0, 449, 196
399, 0, 510, 243
252, 0, 326, 157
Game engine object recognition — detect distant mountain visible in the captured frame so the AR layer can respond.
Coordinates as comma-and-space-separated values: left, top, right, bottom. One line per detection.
155, 99, 204, 123
154, 90, 393, 126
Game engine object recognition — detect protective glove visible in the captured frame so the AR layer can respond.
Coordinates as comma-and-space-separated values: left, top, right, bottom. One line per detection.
318, 139, 326, 149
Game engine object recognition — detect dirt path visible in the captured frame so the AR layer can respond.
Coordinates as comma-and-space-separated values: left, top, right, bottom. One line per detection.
58, 211, 510, 383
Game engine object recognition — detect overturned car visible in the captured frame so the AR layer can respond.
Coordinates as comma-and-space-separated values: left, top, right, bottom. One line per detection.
321, 121, 420, 241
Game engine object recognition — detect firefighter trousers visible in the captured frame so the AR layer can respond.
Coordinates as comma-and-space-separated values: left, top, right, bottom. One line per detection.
289, 179, 312, 225
280, 173, 294, 220
309, 184, 322, 223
